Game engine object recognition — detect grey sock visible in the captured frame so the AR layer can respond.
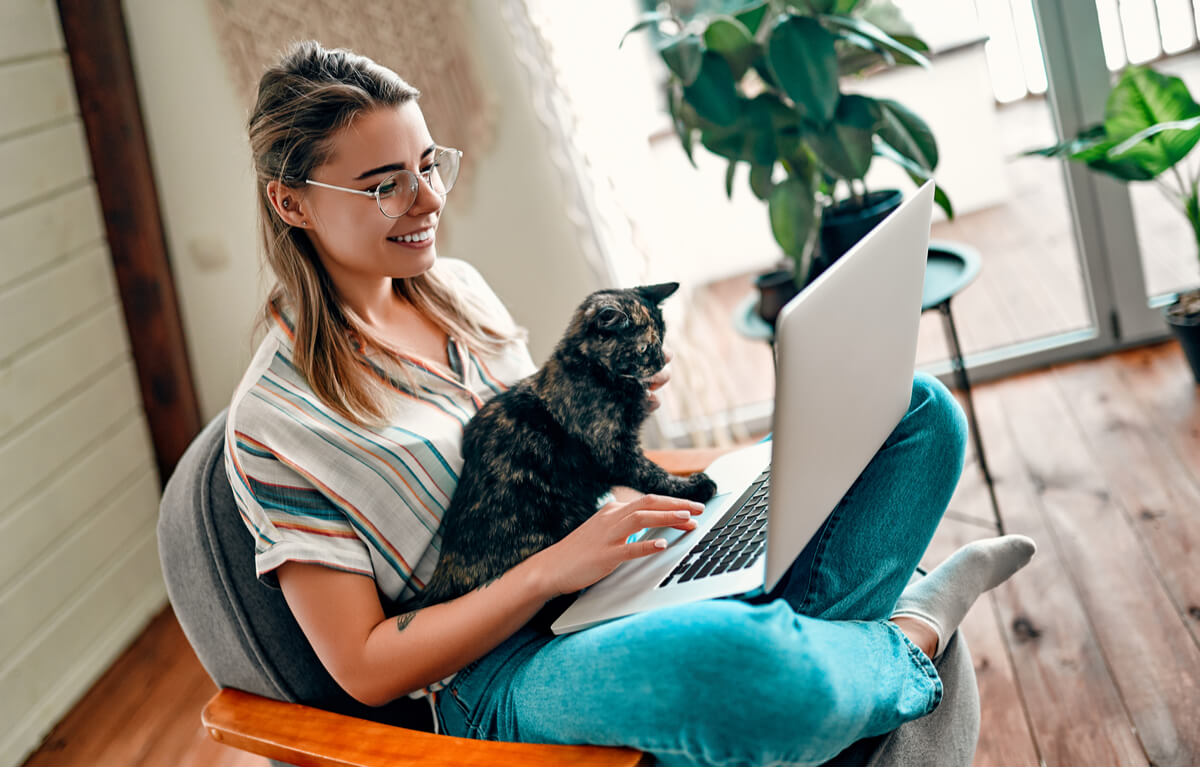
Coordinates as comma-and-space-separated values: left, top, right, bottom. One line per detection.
891, 535, 1036, 658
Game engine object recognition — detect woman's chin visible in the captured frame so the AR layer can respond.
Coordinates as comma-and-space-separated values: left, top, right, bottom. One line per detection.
387, 243, 437, 278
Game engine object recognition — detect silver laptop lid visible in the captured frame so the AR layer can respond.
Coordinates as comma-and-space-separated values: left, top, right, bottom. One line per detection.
764, 182, 935, 591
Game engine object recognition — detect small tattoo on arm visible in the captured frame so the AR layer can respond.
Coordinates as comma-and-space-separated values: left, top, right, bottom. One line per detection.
474, 575, 502, 592
396, 611, 418, 632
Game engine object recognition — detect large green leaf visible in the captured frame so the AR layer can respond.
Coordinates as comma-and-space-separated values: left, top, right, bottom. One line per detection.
1024, 123, 1156, 181
659, 33, 704, 85
744, 94, 782, 166
873, 139, 954, 218
703, 16, 758, 78
767, 14, 840, 124
749, 163, 774, 200
1110, 116, 1200, 159
683, 51, 741, 126
836, 27, 895, 65
819, 15, 931, 68
1103, 66, 1200, 177
807, 94, 880, 180
769, 175, 818, 273
1023, 123, 1106, 159
666, 82, 697, 167
875, 98, 938, 172
734, 0, 770, 36
619, 11, 674, 48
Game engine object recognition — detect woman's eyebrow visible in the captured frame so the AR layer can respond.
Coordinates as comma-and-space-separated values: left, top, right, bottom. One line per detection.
354, 144, 437, 180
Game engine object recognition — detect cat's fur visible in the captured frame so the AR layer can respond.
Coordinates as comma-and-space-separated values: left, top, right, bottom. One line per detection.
419, 282, 716, 608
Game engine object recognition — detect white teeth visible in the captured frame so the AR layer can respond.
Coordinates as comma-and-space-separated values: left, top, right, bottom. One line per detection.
391, 229, 432, 243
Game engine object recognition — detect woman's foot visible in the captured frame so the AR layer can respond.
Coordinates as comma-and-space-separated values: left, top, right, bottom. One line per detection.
890, 535, 1037, 658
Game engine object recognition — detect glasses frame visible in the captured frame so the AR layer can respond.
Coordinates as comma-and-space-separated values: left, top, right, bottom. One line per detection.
302, 146, 463, 219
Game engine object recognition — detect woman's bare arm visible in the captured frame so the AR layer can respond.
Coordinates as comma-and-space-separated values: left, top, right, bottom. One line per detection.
278, 556, 550, 706
277, 494, 703, 707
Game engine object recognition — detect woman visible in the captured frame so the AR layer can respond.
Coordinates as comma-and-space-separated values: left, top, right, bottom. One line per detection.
225, 40, 1034, 765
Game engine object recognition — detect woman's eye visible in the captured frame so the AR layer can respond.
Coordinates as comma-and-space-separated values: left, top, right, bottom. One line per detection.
376, 180, 397, 196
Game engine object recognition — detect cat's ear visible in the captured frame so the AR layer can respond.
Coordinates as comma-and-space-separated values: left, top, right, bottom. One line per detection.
635, 282, 680, 305
592, 306, 629, 331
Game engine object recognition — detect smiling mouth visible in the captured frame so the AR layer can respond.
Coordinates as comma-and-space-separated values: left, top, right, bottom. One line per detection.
387, 228, 434, 244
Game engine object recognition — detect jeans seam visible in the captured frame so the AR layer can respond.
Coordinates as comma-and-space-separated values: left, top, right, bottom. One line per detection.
796, 500, 845, 614
899, 631, 944, 712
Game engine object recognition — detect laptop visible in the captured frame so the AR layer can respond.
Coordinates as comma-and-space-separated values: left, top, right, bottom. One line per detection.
551, 181, 936, 635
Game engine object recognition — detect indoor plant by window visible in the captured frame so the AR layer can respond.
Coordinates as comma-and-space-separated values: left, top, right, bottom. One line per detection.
624, 0, 953, 324
1029, 65, 1200, 383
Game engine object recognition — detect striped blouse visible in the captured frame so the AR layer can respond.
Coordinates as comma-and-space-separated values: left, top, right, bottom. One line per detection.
223, 259, 537, 698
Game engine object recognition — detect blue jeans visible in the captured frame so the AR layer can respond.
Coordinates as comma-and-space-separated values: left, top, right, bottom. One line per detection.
432, 373, 968, 765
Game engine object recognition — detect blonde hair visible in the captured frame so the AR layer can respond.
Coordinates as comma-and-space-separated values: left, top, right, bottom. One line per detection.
247, 41, 520, 425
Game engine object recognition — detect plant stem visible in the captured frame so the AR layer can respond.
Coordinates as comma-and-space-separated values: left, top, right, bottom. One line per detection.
1187, 177, 1200, 271
1154, 177, 1185, 206
1170, 162, 1189, 200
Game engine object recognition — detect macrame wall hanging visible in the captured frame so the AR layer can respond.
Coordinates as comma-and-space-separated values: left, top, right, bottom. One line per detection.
204, 0, 496, 243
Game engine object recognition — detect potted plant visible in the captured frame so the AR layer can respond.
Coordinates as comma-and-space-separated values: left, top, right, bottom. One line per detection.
1029, 65, 1200, 384
624, 0, 953, 325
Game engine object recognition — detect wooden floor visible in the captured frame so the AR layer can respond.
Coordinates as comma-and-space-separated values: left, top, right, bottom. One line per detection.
21, 340, 1200, 766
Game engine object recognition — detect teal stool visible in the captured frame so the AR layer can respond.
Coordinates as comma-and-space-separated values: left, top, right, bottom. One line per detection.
734, 240, 1002, 533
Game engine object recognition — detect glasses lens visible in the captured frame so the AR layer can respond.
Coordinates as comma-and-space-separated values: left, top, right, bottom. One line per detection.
428, 148, 461, 197
378, 171, 419, 218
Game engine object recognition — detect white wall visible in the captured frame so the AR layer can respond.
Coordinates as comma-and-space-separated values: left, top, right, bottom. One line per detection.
0, 1, 165, 762
122, 0, 266, 422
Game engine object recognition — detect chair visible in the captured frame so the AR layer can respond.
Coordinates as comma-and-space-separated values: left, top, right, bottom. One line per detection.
158, 411, 980, 765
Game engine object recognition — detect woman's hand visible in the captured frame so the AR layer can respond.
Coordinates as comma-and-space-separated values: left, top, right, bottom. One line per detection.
646, 347, 673, 412
529, 494, 704, 598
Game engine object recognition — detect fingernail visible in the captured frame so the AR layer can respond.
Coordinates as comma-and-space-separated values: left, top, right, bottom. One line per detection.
675, 510, 690, 519
654, 539, 667, 549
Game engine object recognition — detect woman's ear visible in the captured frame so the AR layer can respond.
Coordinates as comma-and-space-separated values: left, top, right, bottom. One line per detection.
266, 179, 310, 228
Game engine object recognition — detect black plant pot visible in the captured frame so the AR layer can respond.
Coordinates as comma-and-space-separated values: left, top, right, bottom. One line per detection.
754, 269, 801, 328
809, 189, 905, 285
1165, 290, 1200, 385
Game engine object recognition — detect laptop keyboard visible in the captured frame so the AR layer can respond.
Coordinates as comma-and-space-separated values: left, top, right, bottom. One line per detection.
657, 469, 770, 589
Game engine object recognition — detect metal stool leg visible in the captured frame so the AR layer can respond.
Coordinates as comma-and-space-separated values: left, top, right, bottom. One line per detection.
938, 300, 1004, 534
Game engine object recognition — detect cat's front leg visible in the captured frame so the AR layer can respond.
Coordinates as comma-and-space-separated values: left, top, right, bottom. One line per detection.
622, 455, 717, 504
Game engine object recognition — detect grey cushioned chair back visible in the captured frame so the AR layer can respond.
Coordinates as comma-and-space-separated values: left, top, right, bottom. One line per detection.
157, 410, 430, 729
158, 411, 977, 763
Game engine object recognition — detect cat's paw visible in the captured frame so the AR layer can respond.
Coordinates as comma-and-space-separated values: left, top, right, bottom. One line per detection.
679, 472, 717, 502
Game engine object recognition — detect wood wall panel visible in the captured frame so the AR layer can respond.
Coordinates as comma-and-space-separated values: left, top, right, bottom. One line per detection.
0, 53, 76, 137
0, 243, 116, 360
0, 415, 151, 588
0, 1, 178, 762
0, 0, 63, 65
0, 359, 138, 511
0, 302, 131, 437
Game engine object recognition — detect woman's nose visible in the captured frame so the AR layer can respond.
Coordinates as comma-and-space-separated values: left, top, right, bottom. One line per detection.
409, 173, 444, 216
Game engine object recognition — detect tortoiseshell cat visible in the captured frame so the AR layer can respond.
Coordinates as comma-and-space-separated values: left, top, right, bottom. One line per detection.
419, 282, 717, 608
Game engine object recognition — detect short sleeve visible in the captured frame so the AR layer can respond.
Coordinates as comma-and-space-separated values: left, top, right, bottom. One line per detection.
226, 430, 374, 588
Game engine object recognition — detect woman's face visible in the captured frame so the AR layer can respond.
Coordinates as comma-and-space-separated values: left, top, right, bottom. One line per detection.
297, 102, 445, 287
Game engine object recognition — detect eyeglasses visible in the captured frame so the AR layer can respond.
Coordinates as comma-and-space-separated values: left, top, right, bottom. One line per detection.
303, 147, 462, 218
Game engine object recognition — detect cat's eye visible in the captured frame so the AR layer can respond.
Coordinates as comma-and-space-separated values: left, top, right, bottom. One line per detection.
595, 307, 628, 330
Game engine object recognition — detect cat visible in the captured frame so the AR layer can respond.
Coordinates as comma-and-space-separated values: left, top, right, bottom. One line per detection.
419, 282, 717, 609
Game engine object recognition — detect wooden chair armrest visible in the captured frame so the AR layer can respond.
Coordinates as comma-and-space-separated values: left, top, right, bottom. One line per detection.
645, 447, 734, 476
202, 688, 643, 767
